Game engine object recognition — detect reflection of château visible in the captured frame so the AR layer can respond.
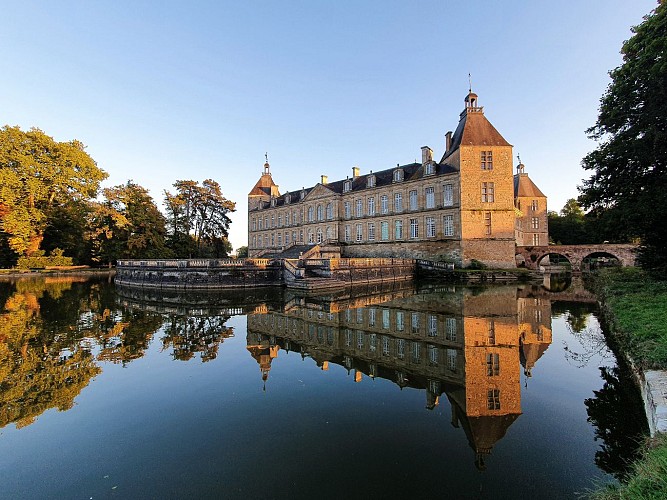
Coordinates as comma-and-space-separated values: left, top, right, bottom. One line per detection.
246, 286, 552, 469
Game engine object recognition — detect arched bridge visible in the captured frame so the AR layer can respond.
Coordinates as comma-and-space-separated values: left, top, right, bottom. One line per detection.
516, 244, 638, 273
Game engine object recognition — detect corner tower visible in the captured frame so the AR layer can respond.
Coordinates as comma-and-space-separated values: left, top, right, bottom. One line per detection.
248, 154, 280, 211
442, 90, 516, 268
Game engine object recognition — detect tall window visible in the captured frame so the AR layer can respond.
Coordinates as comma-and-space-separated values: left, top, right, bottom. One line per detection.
410, 218, 419, 239
252, 218, 257, 231
380, 195, 388, 214
317, 228, 323, 243
355, 199, 363, 217
277, 233, 282, 246
317, 205, 323, 221
426, 217, 436, 238
396, 311, 404, 332
533, 233, 540, 245
278, 215, 283, 227
394, 192, 403, 212
488, 319, 496, 345
395, 220, 403, 239
412, 342, 421, 362
326, 226, 332, 240
481, 150, 493, 170
326, 203, 333, 220
343, 180, 352, 193
308, 207, 314, 222
286, 212, 291, 226
443, 184, 453, 206
531, 200, 538, 211
292, 231, 297, 243
368, 197, 375, 216
447, 349, 457, 372
381, 221, 389, 241
425, 187, 435, 209
344, 225, 351, 242
285, 232, 290, 244
259, 218, 263, 230
428, 345, 439, 364
443, 215, 454, 237
356, 224, 363, 242
393, 169, 403, 182
368, 223, 375, 241
481, 182, 495, 202
486, 353, 500, 376
425, 163, 435, 175
293, 210, 298, 224
411, 312, 420, 333
445, 317, 457, 341
531, 217, 539, 229
344, 202, 351, 219
409, 190, 418, 210
428, 315, 438, 337
484, 211, 492, 235
271, 233, 275, 246
487, 389, 500, 410
308, 230, 313, 243
397, 339, 405, 359
271, 215, 275, 227
367, 175, 375, 188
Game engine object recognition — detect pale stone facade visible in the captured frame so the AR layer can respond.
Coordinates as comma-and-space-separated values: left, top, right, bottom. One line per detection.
514, 162, 549, 246
247, 91, 547, 268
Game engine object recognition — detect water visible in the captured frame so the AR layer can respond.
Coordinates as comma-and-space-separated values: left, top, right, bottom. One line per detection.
0, 275, 648, 499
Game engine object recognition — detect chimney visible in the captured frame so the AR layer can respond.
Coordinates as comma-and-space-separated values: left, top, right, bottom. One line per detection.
320, 174, 328, 185
352, 166, 360, 179
445, 131, 453, 153
421, 146, 433, 166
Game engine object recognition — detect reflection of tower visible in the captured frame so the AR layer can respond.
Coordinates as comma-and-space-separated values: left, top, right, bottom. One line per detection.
517, 298, 553, 378
246, 332, 280, 390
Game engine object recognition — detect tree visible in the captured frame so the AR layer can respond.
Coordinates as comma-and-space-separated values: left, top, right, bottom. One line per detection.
0, 126, 107, 256
236, 246, 248, 258
164, 179, 236, 258
548, 199, 589, 244
579, 3, 667, 274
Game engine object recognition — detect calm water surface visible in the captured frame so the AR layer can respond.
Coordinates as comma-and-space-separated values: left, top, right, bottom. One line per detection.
0, 275, 648, 499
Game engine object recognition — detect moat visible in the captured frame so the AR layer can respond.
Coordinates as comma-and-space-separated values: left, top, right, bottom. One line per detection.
0, 274, 648, 499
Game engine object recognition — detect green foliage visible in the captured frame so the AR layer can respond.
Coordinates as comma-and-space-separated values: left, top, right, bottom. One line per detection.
466, 259, 487, 270
579, 4, 667, 276
236, 246, 248, 258
0, 126, 107, 256
16, 248, 73, 269
592, 267, 667, 369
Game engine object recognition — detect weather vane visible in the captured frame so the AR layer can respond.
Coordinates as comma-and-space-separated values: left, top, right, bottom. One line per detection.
468, 72, 472, 92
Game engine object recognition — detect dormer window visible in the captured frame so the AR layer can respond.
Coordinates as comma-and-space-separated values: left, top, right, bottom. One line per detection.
367, 175, 376, 188
393, 169, 404, 182
300, 189, 306, 200
343, 180, 352, 193
270, 197, 276, 207
425, 163, 435, 176
285, 193, 291, 204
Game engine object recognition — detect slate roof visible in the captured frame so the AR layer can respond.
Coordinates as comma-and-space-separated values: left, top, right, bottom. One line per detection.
248, 173, 279, 197
442, 108, 511, 161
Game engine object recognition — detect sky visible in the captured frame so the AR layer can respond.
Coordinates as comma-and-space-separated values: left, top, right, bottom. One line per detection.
1, 1, 657, 251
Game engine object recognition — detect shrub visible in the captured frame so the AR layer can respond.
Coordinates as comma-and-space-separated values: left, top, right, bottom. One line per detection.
17, 249, 74, 269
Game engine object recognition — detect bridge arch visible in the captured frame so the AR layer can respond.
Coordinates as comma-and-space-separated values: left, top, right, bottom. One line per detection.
536, 252, 573, 271
581, 251, 622, 271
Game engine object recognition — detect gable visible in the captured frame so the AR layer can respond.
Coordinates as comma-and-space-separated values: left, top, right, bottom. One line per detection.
302, 183, 338, 201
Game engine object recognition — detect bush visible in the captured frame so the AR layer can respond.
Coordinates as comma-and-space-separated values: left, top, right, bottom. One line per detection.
466, 259, 487, 270
17, 249, 74, 269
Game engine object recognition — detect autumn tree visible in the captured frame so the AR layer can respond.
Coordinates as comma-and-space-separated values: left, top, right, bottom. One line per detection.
0, 126, 107, 257
164, 179, 236, 258
579, 3, 667, 274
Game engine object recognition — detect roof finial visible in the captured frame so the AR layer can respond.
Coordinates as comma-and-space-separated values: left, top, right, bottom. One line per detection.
517, 153, 521, 164
468, 72, 472, 93
265, 152, 268, 163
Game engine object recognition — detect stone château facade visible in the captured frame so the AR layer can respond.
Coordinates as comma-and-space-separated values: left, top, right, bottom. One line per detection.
248, 90, 547, 267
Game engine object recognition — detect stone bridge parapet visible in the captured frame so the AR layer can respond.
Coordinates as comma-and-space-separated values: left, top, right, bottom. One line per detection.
516, 244, 638, 272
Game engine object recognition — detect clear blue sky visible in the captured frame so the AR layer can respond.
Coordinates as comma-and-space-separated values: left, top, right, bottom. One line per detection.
1, 1, 657, 251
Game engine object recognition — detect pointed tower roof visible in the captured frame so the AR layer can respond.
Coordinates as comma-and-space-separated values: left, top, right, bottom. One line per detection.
441, 90, 511, 161
248, 154, 280, 197
513, 159, 546, 198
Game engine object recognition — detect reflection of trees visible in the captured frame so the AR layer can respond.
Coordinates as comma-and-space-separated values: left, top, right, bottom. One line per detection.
161, 316, 234, 362
585, 366, 648, 479
562, 325, 610, 368
96, 312, 163, 365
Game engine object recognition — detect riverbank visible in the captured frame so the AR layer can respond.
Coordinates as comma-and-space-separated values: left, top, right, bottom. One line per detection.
589, 267, 667, 499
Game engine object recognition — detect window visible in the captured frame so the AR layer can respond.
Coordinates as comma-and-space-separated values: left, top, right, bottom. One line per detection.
326, 226, 332, 240
488, 320, 496, 345
357, 331, 364, 349
271, 215, 275, 228
367, 175, 375, 188
486, 353, 500, 376
343, 180, 352, 193
277, 233, 282, 246
426, 217, 436, 238
355, 199, 363, 217
395, 220, 403, 239
409, 190, 418, 210
356, 224, 363, 242
344, 201, 351, 219
368, 308, 376, 326
252, 218, 257, 231
271, 233, 275, 246
285, 193, 291, 204
443, 183, 453, 206
531, 200, 538, 211
410, 218, 419, 239
428, 345, 439, 364
308, 207, 314, 222
317, 205, 323, 221
425, 187, 435, 209
533, 233, 540, 245
264, 216, 268, 229
481, 150, 493, 170
285, 232, 290, 244
381, 221, 389, 241
278, 215, 282, 227
396, 311, 404, 332
292, 231, 297, 243
368, 197, 375, 216
299, 230, 303, 242
411, 312, 420, 334
308, 230, 313, 243
286, 212, 291, 226
531, 217, 539, 229
397, 339, 405, 359
443, 215, 454, 237
484, 211, 492, 235
293, 210, 298, 224
380, 195, 388, 214
481, 182, 495, 202
425, 163, 435, 175
445, 317, 457, 341
382, 336, 390, 356
259, 218, 263, 230
382, 309, 390, 329
316, 228, 323, 243
447, 349, 457, 372
326, 203, 333, 220
252, 235, 256, 247
368, 223, 375, 241
487, 389, 501, 410
394, 192, 403, 212
412, 342, 421, 362
428, 315, 438, 337
344, 225, 351, 242
393, 169, 403, 182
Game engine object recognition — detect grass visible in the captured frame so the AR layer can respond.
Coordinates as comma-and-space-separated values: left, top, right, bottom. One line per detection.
591, 267, 667, 370
590, 434, 667, 499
